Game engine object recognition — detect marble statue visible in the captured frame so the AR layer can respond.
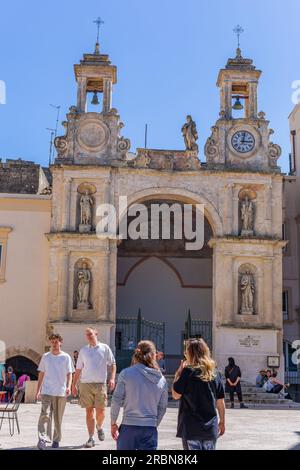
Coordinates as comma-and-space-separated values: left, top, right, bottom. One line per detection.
77, 263, 91, 309
182, 115, 198, 152
240, 271, 255, 314
79, 190, 93, 233
241, 196, 254, 235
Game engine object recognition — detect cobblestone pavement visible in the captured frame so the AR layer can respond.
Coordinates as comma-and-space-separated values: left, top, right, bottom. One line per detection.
0, 403, 299, 450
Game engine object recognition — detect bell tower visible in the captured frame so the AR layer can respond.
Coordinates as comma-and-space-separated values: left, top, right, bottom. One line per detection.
217, 47, 261, 120
205, 33, 281, 172
54, 21, 130, 166
74, 43, 117, 114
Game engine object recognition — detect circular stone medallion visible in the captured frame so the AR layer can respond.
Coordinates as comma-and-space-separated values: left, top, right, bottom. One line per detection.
76, 120, 109, 152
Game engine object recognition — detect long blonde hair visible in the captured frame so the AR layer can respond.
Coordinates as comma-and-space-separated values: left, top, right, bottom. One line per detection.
185, 338, 216, 382
131, 340, 160, 370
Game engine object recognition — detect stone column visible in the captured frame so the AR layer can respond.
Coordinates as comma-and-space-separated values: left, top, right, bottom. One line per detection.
109, 241, 118, 323
224, 81, 232, 119
103, 79, 112, 113
69, 180, 78, 231
225, 183, 234, 234
248, 81, 258, 118
48, 245, 59, 322
96, 249, 110, 321
61, 178, 72, 231
77, 77, 87, 113
264, 185, 272, 235
262, 257, 273, 324
58, 248, 70, 321
232, 186, 240, 235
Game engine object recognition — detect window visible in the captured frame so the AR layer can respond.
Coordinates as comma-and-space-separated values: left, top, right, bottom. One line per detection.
290, 130, 296, 174
283, 341, 297, 372
0, 227, 12, 283
282, 290, 289, 320
282, 223, 288, 253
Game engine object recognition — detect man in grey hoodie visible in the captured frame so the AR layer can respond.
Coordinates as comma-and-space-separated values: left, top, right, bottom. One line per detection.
111, 341, 169, 450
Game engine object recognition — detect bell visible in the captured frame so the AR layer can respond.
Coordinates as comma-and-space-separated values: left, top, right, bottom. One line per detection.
232, 97, 244, 110
91, 91, 99, 106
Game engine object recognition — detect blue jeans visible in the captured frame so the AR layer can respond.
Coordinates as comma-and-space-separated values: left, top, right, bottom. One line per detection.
117, 424, 158, 450
184, 439, 216, 450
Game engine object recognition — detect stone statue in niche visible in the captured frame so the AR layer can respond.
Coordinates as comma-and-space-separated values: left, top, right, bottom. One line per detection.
77, 263, 91, 310
240, 196, 254, 236
79, 190, 94, 233
182, 115, 198, 152
240, 271, 255, 315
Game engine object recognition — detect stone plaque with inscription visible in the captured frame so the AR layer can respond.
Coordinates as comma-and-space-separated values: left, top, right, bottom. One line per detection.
238, 334, 261, 349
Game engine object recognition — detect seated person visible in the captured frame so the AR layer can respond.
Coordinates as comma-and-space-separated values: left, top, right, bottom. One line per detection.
263, 370, 274, 392
268, 372, 292, 399
4, 366, 17, 402
17, 373, 31, 391
255, 370, 266, 388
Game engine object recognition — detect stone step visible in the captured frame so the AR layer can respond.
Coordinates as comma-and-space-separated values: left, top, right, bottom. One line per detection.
168, 399, 300, 409
226, 398, 294, 404
166, 375, 300, 408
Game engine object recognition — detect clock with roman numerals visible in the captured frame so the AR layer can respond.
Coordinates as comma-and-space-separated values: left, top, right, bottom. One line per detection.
231, 130, 255, 153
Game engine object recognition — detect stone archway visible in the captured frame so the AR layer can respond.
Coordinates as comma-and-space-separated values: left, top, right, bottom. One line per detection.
5, 347, 41, 379
5, 347, 41, 366
116, 193, 216, 372
119, 186, 223, 237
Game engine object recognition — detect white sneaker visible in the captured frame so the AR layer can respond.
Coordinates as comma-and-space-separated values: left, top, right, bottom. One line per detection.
84, 436, 95, 448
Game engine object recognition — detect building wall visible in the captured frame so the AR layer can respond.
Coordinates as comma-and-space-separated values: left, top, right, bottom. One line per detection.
0, 195, 51, 364
284, 105, 300, 345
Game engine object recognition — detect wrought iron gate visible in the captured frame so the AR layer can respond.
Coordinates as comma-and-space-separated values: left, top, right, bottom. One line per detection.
184, 310, 212, 350
115, 309, 165, 372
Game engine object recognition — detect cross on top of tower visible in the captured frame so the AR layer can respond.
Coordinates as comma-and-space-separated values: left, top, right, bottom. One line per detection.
233, 25, 244, 60
93, 16, 104, 55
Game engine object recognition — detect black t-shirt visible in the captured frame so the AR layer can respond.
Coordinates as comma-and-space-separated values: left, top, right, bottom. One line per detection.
173, 367, 225, 440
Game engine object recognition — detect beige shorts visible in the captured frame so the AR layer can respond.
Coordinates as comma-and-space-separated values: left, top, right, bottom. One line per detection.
79, 383, 107, 409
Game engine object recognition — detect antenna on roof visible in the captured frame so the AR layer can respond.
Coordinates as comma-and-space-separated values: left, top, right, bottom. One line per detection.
49, 104, 61, 161
46, 128, 55, 167
144, 124, 148, 148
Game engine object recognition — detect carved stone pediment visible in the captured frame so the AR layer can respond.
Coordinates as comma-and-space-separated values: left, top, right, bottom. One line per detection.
128, 149, 200, 171
54, 108, 130, 165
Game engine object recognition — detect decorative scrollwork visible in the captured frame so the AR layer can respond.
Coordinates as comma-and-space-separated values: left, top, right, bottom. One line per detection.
118, 137, 131, 152
54, 135, 68, 157
205, 126, 219, 162
268, 142, 281, 168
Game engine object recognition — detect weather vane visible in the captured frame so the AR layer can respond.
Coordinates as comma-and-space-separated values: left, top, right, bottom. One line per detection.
93, 17, 104, 54
233, 25, 244, 49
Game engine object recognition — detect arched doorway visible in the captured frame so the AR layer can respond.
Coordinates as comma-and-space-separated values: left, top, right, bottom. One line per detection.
6, 356, 38, 380
116, 198, 213, 373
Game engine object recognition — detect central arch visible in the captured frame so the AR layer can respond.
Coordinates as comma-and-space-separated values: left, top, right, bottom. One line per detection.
116, 190, 218, 373
119, 186, 223, 237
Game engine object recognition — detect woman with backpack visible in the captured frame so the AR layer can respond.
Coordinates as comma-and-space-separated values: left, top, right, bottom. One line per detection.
172, 338, 225, 451
110, 340, 168, 450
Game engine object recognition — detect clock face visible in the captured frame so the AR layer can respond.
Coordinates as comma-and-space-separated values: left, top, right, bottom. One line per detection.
231, 131, 255, 153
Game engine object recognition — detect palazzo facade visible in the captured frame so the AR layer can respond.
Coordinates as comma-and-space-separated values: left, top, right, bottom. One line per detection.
0, 41, 287, 381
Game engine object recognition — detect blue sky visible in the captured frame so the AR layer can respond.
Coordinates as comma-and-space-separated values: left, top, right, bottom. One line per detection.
0, 0, 299, 173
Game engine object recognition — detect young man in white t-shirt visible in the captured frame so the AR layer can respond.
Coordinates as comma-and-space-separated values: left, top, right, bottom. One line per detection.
36, 333, 74, 450
72, 327, 116, 448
